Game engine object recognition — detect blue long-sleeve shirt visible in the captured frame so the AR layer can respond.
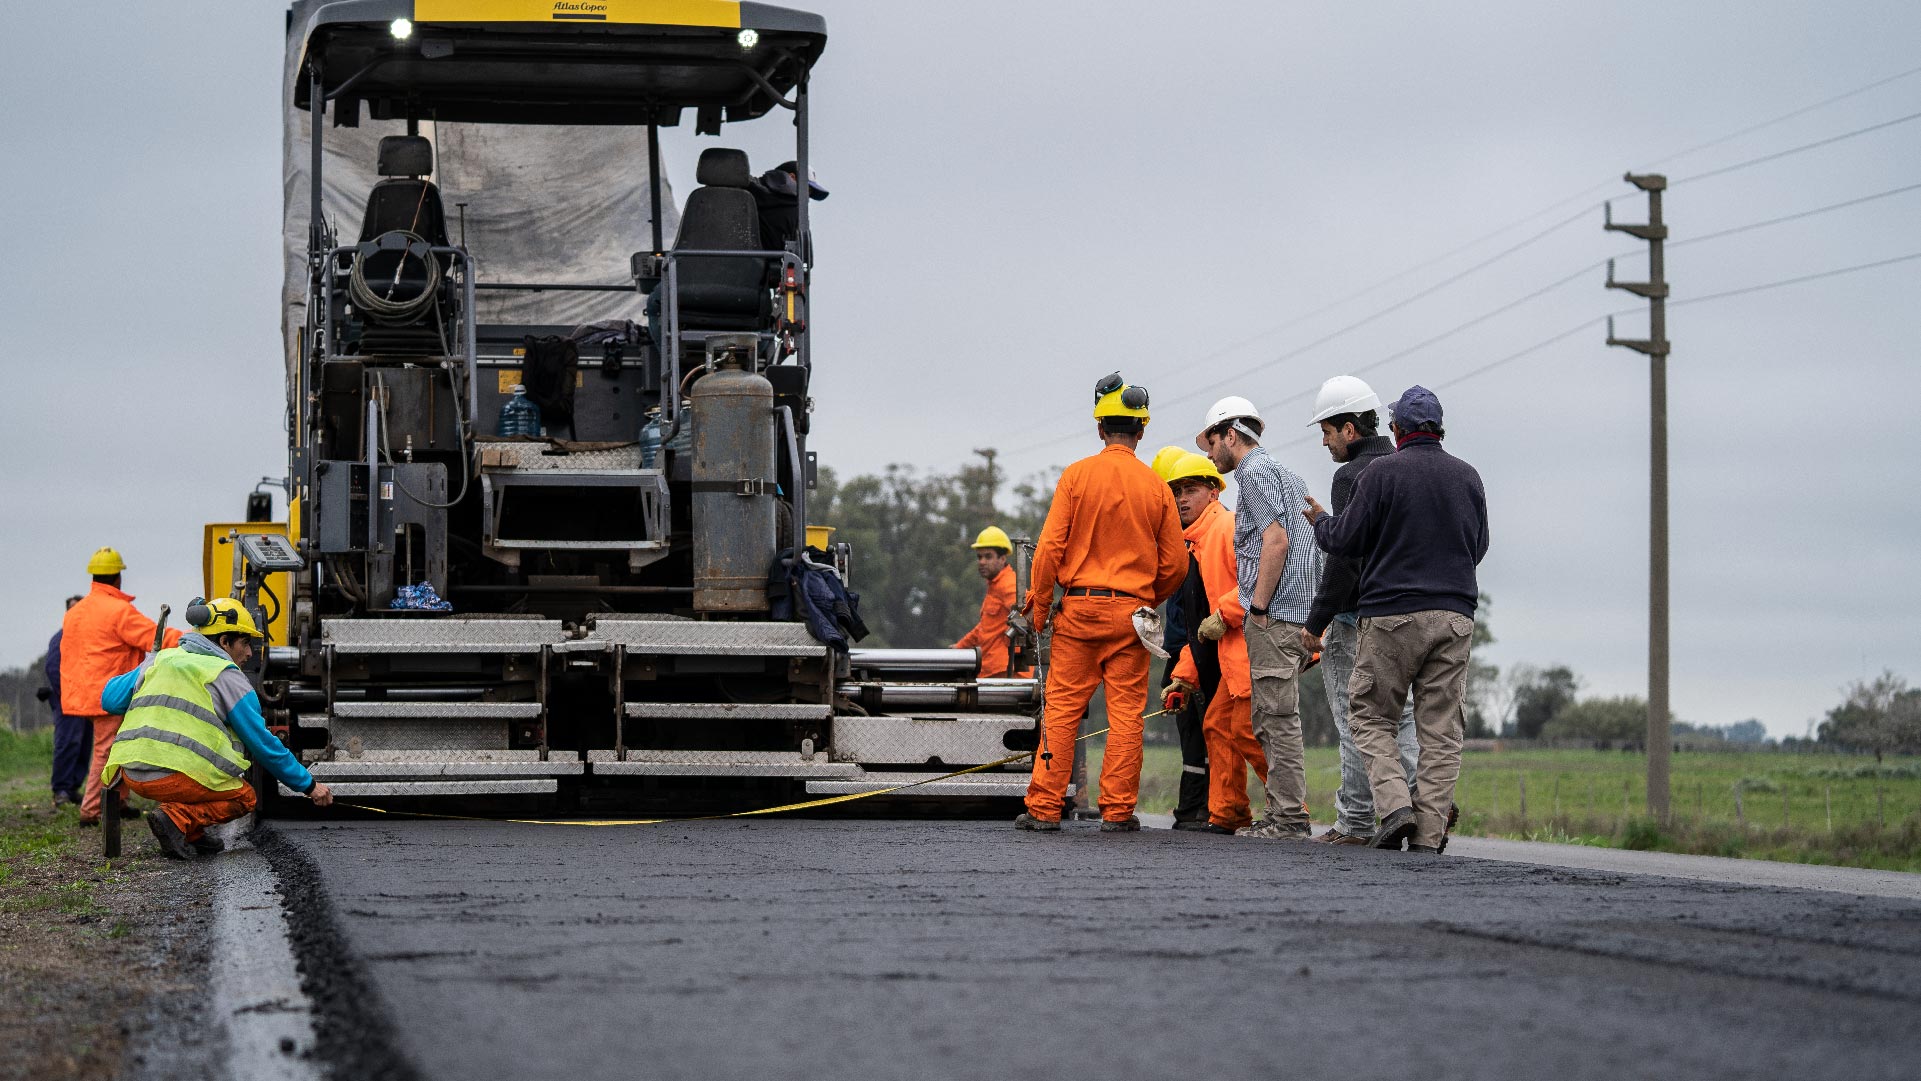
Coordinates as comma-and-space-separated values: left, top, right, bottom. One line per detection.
101, 634, 315, 794
44, 630, 64, 720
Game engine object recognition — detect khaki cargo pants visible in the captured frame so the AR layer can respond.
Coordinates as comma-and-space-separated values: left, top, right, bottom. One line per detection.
1243, 616, 1312, 832
1350, 610, 1475, 848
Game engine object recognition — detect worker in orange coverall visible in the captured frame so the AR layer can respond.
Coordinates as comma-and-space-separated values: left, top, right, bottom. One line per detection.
1159, 453, 1269, 834
1015, 374, 1185, 832
62, 547, 182, 825
953, 526, 1029, 678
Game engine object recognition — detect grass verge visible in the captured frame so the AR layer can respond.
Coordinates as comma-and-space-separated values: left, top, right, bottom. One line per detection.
0, 726, 189, 1080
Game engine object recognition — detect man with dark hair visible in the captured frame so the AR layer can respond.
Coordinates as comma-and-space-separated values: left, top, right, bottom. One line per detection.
1197, 396, 1320, 840
1016, 376, 1186, 832
1302, 376, 1417, 845
1305, 385, 1489, 853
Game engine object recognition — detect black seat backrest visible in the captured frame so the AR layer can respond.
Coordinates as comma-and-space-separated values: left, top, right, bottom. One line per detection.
359, 135, 450, 246
671, 148, 767, 321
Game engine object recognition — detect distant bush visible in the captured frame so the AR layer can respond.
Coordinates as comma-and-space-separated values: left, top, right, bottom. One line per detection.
1542, 696, 1647, 742
1735, 775, 1780, 794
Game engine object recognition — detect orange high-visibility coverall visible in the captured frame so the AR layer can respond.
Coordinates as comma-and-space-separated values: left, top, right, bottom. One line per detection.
1024, 444, 1186, 822
60, 581, 182, 821
1170, 499, 1268, 831
954, 564, 1022, 678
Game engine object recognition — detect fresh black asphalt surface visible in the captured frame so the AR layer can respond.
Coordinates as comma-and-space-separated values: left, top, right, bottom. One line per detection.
270, 818, 1921, 1081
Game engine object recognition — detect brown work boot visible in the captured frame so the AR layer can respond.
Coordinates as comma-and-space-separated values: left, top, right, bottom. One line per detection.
1099, 816, 1141, 833
1371, 806, 1416, 850
1314, 829, 1372, 845
1013, 813, 1061, 832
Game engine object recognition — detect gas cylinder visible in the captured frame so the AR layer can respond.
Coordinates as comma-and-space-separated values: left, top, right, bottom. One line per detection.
690, 353, 776, 612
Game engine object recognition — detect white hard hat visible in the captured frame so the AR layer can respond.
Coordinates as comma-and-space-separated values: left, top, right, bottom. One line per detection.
1202, 395, 1261, 431
1309, 375, 1383, 425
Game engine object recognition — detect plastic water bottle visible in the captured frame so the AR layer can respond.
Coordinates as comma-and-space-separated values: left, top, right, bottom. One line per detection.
638, 409, 664, 468
497, 384, 542, 438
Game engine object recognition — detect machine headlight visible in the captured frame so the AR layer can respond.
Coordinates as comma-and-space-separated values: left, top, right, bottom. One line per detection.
736, 28, 759, 50
391, 18, 414, 40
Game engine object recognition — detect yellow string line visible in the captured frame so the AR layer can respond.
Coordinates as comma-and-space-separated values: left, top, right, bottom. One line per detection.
336, 725, 1118, 827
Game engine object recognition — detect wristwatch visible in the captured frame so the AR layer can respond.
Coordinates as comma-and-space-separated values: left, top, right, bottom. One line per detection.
1248, 604, 1268, 617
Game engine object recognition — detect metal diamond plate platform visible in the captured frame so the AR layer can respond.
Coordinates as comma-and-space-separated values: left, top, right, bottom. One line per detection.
804, 771, 1040, 798
586, 750, 859, 777
588, 621, 825, 657
323, 618, 566, 653
476, 440, 648, 471
622, 702, 832, 722
330, 702, 543, 719
830, 713, 1036, 765
309, 759, 584, 778
327, 719, 508, 752
277, 779, 558, 797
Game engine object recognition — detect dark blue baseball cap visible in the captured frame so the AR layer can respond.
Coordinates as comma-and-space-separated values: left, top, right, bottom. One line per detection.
1390, 385, 1443, 428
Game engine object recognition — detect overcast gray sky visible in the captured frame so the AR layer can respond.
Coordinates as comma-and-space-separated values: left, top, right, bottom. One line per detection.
3, 2, 1917, 737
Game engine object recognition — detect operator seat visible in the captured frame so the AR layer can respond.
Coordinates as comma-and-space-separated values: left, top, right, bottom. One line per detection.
668, 147, 771, 331
359, 135, 450, 246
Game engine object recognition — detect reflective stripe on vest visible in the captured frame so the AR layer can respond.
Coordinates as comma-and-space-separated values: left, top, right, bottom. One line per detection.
103, 648, 252, 792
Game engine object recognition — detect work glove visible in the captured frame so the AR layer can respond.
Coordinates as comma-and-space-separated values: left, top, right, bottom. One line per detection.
1162, 679, 1196, 713
1197, 612, 1228, 642
1131, 606, 1169, 659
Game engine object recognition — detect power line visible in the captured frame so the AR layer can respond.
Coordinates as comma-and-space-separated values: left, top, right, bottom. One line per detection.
1668, 180, 1921, 249
1636, 62, 1921, 173
1672, 108, 1921, 185
1268, 248, 1921, 450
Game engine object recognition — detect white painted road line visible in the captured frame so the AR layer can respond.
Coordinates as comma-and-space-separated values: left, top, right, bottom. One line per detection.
1138, 813, 1921, 900
211, 843, 323, 1081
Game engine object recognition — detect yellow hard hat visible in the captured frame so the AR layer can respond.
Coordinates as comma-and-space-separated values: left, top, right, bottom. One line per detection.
86, 547, 127, 576
1167, 452, 1225, 490
1092, 372, 1150, 423
1149, 445, 1186, 481
190, 597, 263, 640
970, 526, 1013, 552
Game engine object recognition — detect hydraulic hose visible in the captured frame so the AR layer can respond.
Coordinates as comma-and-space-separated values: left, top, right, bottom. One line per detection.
349, 230, 442, 325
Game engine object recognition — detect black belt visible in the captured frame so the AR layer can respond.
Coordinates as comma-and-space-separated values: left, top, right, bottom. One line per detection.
1064, 587, 1141, 600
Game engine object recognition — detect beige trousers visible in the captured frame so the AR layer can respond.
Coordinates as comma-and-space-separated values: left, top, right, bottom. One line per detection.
1349, 610, 1475, 847
1243, 617, 1311, 831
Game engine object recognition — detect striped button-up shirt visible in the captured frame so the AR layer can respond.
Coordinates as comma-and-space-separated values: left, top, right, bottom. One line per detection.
1231, 446, 1320, 623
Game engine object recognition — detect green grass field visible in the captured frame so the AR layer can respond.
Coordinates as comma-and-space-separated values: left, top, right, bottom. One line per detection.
1093, 741, 1921, 872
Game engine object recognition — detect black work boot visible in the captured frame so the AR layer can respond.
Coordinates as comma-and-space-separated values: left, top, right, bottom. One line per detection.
190, 834, 226, 857
147, 814, 196, 860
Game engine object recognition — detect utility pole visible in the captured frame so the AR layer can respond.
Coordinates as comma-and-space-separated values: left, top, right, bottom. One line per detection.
1604, 172, 1671, 822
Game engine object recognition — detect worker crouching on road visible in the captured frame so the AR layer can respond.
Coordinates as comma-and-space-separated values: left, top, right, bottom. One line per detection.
1305, 386, 1488, 852
99, 599, 333, 859
953, 526, 1030, 678
62, 547, 182, 825
1198, 399, 1321, 840
1159, 453, 1267, 834
1015, 375, 1186, 832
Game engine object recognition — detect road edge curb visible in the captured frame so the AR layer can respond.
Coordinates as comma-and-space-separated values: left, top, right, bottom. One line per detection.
252, 823, 425, 1081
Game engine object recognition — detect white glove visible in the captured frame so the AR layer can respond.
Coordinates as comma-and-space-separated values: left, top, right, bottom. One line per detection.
1131, 607, 1169, 659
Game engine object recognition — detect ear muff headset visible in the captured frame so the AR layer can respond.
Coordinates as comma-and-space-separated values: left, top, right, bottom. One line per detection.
187, 597, 246, 633
185, 597, 214, 629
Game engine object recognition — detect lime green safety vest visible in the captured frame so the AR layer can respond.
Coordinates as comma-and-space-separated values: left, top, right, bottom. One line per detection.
103, 649, 252, 792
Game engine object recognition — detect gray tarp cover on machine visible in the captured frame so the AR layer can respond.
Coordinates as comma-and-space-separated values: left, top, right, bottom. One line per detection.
280, 39, 679, 381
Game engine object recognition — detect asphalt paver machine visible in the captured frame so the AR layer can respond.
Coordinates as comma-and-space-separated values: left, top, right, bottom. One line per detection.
237, 0, 1044, 810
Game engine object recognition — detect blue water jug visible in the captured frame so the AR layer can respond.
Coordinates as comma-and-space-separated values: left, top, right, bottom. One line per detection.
638, 409, 664, 468
497, 384, 542, 438
667, 402, 693, 457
